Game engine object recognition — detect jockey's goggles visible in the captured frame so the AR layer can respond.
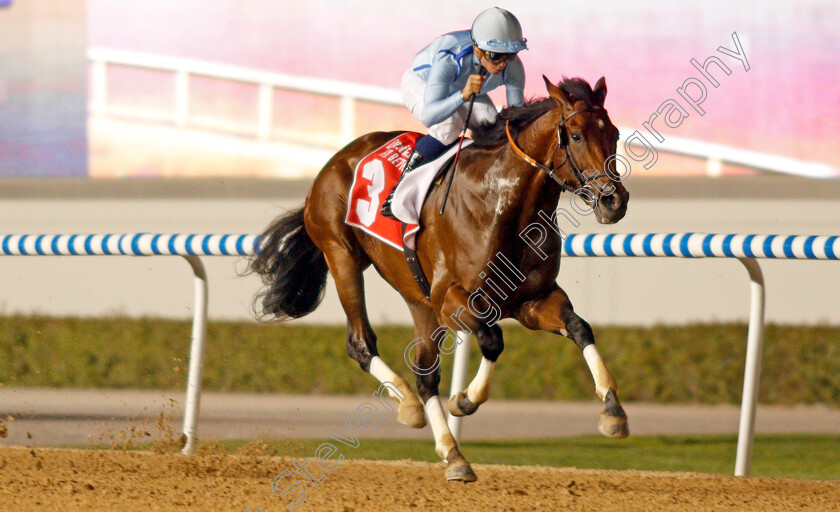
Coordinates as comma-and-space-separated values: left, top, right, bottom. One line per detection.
481, 50, 516, 63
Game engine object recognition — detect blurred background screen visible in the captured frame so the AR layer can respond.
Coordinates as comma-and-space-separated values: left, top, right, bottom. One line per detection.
1, 0, 838, 179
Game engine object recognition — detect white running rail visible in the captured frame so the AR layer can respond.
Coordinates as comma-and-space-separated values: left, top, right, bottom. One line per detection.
87, 47, 840, 179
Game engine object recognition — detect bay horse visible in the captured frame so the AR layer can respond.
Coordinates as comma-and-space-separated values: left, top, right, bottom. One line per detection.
251, 76, 630, 482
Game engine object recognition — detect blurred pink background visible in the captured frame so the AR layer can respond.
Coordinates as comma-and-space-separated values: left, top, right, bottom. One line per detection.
5, 1, 839, 177
88, 0, 840, 170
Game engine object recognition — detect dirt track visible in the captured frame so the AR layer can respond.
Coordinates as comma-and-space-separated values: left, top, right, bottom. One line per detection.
0, 446, 838, 511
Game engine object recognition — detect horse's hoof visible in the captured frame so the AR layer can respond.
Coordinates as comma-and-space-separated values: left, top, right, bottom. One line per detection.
444, 447, 477, 483
598, 388, 629, 439
599, 411, 629, 438
445, 462, 478, 482
397, 398, 427, 428
448, 391, 479, 417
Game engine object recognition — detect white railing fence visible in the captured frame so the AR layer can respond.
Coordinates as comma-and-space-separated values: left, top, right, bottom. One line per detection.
88, 47, 401, 148
87, 48, 840, 179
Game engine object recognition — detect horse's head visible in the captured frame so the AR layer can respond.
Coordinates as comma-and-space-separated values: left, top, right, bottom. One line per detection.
542, 76, 629, 224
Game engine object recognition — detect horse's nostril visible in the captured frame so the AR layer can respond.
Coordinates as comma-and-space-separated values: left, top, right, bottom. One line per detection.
602, 194, 619, 210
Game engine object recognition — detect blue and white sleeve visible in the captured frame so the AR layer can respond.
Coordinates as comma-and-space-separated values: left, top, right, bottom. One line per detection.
420, 56, 466, 127
504, 58, 526, 108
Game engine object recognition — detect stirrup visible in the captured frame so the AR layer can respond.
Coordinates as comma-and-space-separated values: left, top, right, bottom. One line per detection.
380, 194, 397, 219
380, 151, 425, 219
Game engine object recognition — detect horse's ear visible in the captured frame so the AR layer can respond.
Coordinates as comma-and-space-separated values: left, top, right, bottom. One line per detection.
593, 76, 607, 107
543, 75, 573, 111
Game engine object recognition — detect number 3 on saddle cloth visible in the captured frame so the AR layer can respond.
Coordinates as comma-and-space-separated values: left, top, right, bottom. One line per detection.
345, 132, 472, 298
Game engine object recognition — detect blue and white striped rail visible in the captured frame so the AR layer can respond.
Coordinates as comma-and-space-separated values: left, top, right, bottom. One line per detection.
449, 232, 839, 477
562, 233, 840, 260
0, 233, 260, 257
3, 232, 835, 476
6, 232, 835, 260
0, 233, 258, 455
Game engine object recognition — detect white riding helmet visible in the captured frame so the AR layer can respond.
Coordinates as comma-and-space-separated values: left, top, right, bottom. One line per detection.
470, 7, 528, 54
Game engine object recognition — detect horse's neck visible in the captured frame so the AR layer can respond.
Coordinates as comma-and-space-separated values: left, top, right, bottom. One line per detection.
491, 112, 564, 217
451, 114, 564, 284
440, 115, 562, 272
516, 109, 561, 169
436, 111, 564, 240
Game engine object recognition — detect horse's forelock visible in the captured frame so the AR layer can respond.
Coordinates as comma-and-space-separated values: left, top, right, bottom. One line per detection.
557, 76, 596, 106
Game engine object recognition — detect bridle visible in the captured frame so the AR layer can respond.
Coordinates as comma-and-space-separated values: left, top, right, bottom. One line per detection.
505, 108, 610, 192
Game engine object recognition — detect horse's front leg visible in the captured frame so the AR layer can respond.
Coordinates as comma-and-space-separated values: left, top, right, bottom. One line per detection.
515, 286, 629, 439
438, 287, 504, 418
408, 302, 477, 482
447, 323, 503, 417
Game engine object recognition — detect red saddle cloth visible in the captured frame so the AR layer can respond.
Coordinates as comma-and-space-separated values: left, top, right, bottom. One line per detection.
345, 132, 421, 251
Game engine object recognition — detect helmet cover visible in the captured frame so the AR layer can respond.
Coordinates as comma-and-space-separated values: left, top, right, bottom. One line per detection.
471, 7, 528, 54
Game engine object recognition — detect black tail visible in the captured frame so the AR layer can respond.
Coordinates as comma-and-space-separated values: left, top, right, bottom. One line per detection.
250, 207, 328, 320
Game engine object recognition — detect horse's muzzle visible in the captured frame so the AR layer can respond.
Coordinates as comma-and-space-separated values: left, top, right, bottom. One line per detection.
595, 191, 628, 224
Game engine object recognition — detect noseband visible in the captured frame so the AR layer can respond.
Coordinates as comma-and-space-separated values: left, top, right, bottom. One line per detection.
505, 108, 610, 192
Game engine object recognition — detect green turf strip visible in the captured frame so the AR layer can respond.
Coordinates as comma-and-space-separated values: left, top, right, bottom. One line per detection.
2, 316, 839, 405
104, 435, 840, 481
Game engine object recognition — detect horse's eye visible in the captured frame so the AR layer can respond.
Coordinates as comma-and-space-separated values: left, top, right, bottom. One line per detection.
571, 133, 582, 142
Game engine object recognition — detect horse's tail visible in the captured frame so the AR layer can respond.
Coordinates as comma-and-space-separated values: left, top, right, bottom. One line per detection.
250, 206, 328, 321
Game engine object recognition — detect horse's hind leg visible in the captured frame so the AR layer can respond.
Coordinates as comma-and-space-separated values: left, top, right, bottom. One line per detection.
407, 303, 477, 482
322, 247, 426, 429
515, 286, 629, 439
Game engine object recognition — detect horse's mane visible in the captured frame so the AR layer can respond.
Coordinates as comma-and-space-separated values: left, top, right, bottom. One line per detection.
472, 77, 596, 148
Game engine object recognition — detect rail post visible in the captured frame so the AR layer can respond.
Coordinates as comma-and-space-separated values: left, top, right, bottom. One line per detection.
180, 255, 208, 455
447, 330, 472, 440
735, 257, 766, 476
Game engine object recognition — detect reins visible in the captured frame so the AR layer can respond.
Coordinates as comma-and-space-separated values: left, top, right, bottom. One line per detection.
505, 108, 609, 191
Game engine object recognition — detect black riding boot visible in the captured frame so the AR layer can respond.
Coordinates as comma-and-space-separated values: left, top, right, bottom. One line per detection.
380, 151, 425, 219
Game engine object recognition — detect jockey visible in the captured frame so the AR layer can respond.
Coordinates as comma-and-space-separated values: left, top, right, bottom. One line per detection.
380, 7, 528, 219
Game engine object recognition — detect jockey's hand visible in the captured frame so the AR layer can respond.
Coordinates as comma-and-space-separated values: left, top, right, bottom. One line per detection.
461, 73, 486, 101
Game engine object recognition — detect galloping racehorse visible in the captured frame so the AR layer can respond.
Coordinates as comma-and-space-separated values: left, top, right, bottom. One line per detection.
251, 76, 630, 482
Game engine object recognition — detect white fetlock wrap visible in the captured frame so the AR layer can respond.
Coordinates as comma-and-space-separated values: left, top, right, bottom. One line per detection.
425, 396, 456, 459
369, 356, 405, 400
466, 358, 495, 404
583, 345, 616, 401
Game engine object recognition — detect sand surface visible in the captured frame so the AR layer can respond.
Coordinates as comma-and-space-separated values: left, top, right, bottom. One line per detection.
1, 446, 838, 511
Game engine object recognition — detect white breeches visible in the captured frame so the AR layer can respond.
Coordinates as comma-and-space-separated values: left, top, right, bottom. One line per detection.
400, 69, 498, 145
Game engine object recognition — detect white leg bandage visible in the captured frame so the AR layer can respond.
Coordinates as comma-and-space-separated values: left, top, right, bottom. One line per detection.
583, 344, 617, 401
425, 396, 456, 459
370, 356, 399, 383
369, 356, 407, 400
466, 357, 495, 404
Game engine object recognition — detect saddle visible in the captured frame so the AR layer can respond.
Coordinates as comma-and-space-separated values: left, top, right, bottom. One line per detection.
345, 132, 467, 299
